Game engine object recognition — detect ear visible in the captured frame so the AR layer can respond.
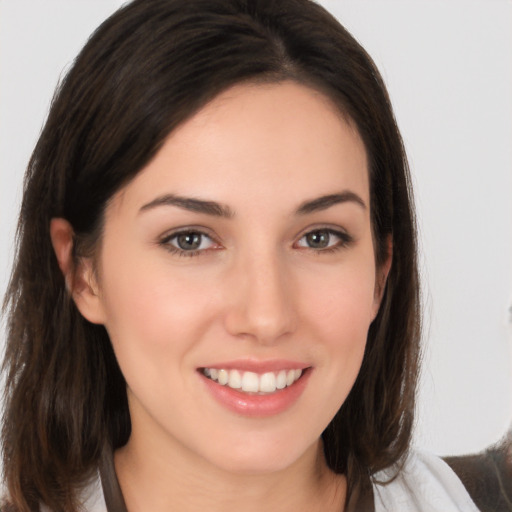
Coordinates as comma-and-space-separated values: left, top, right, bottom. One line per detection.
372, 235, 393, 319
50, 218, 106, 325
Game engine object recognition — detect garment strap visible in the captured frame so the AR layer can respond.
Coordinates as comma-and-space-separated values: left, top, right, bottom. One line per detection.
346, 472, 375, 512
98, 443, 129, 512
97, 442, 376, 512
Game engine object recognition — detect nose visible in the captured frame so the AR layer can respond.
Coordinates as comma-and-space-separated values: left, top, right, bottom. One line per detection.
223, 250, 297, 345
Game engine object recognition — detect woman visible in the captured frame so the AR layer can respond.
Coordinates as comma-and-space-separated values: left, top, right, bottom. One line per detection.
0, 0, 482, 511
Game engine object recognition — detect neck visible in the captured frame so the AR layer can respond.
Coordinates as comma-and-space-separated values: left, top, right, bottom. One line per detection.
114, 427, 346, 512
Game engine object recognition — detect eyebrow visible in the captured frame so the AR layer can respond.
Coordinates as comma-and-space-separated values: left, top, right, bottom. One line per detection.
139, 194, 235, 218
295, 192, 366, 214
139, 190, 366, 218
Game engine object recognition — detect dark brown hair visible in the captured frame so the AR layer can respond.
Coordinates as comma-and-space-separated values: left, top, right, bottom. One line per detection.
1, 0, 421, 510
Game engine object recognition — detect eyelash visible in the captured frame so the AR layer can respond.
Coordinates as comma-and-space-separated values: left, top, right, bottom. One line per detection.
159, 229, 217, 258
299, 228, 353, 255
159, 227, 353, 258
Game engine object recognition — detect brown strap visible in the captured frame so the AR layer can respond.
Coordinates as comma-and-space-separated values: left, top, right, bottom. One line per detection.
97, 442, 376, 512
98, 443, 129, 512
346, 473, 376, 512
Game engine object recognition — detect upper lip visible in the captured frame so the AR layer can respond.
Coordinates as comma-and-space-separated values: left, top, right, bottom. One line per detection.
198, 359, 311, 373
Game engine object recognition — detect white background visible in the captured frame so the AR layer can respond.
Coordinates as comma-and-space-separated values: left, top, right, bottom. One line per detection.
1, 0, 511, 457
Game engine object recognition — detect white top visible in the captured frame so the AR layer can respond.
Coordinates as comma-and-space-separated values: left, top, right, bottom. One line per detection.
41, 450, 480, 512
373, 451, 480, 512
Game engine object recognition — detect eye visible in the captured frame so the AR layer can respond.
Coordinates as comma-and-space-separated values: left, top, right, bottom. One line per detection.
296, 228, 351, 251
161, 230, 217, 256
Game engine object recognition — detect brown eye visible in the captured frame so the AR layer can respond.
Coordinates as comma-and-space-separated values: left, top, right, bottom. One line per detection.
305, 230, 331, 249
296, 228, 352, 252
161, 230, 216, 255
176, 232, 202, 250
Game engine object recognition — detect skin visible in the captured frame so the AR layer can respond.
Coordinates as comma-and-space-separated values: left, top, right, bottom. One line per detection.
51, 81, 391, 512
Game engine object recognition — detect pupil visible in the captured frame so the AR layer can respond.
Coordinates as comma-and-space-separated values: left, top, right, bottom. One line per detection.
307, 230, 329, 248
177, 232, 201, 250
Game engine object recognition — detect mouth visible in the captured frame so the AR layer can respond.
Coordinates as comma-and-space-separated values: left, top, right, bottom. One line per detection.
199, 367, 304, 395
197, 363, 312, 417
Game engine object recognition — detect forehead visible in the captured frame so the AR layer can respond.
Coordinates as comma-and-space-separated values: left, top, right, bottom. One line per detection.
110, 81, 369, 216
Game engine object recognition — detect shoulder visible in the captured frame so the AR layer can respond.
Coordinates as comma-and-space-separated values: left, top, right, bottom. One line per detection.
372, 450, 481, 512
1, 471, 108, 512
78, 471, 107, 512
38, 472, 107, 512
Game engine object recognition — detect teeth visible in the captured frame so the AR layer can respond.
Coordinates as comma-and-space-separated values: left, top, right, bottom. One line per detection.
218, 369, 229, 385
242, 371, 259, 392
228, 369, 242, 389
276, 370, 287, 390
202, 367, 304, 394
259, 372, 276, 393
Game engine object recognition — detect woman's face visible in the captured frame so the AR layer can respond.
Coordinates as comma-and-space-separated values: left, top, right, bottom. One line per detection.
84, 81, 387, 474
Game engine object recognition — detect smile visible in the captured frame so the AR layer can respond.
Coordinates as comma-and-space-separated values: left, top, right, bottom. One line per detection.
198, 360, 312, 417
201, 368, 303, 394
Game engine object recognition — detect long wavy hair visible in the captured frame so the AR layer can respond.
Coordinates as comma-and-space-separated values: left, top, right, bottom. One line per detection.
1, 0, 421, 510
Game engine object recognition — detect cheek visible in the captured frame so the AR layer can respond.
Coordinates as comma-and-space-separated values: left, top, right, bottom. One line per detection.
298, 259, 376, 386
300, 260, 377, 340
98, 246, 219, 367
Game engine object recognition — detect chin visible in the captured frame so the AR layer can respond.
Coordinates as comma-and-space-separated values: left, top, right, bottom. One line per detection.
202, 433, 321, 476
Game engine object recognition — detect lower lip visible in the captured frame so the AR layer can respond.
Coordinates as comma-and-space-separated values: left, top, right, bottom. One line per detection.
199, 369, 311, 418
